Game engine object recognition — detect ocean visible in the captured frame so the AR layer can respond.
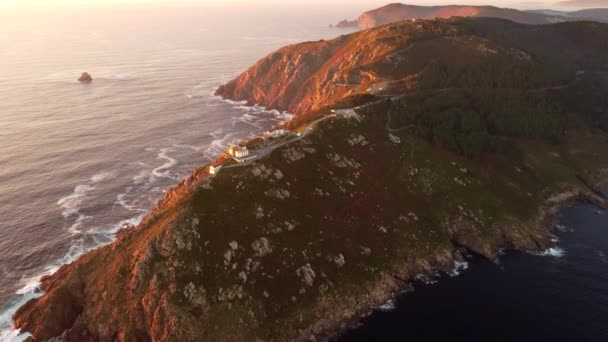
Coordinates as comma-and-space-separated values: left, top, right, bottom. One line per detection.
0, 4, 359, 339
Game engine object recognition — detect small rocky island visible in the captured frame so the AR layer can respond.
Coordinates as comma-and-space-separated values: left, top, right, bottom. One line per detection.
78, 72, 93, 83
13, 17, 608, 341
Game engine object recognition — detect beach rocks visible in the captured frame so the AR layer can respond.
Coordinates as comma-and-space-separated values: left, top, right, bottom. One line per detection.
78, 72, 93, 83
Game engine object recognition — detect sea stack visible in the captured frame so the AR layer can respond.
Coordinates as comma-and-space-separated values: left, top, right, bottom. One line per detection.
78, 72, 93, 83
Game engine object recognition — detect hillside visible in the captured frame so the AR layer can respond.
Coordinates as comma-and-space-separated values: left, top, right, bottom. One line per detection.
217, 18, 608, 123
333, 3, 608, 29
530, 8, 608, 21
13, 18, 608, 341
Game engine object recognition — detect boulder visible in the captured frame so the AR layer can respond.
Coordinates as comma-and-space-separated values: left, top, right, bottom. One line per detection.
78, 72, 93, 83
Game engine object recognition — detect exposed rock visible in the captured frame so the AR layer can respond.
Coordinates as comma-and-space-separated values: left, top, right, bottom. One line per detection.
296, 264, 316, 287
252, 237, 272, 257
334, 19, 357, 28
333, 254, 346, 268
78, 72, 93, 83
229, 241, 239, 250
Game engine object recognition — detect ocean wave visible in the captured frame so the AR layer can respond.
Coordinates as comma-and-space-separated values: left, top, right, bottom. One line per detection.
234, 113, 264, 129
57, 183, 96, 235
204, 129, 241, 158
0, 210, 147, 341
449, 260, 470, 277
150, 147, 178, 181
379, 298, 396, 312
532, 247, 565, 258
91, 171, 114, 183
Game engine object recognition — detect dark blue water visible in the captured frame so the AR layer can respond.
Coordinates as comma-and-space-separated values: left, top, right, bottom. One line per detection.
338, 204, 608, 342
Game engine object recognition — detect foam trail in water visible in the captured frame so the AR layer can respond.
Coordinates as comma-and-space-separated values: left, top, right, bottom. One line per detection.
57, 184, 95, 235
150, 147, 178, 181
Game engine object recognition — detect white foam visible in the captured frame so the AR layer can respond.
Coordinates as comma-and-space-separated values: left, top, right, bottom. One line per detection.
236, 113, 264, 129
0, 207, 148, 339
532, 247, 565, 258
115, 192, 137, 211
133, 170, 150, 184
379, 298, 396, 312
449, 260, 469, 277
57, 183, 97, 235
0, 328, 31, 342
414, 273, 437, 285
151, 147, 178, 181
91, 171, 114, 183
205, 129, 240, 158
219, 98, 248, 106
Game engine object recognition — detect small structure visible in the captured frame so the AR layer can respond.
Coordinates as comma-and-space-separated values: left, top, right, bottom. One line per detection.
209, 165, 222, 175
228, 144, 255, 163
265, 129, 287, 138
229, 144, 249, 158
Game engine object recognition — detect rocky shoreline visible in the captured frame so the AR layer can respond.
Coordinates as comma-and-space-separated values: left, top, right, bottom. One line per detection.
297, 182, 608, 341
12, 125, 607, 341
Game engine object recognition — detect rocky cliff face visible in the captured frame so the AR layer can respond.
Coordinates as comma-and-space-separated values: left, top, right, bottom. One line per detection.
13, 18, 608, 342
216, 19, 526, 116
217, 17, 608, 119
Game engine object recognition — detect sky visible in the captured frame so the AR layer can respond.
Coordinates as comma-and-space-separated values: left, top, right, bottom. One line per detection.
0, 0, 603, 9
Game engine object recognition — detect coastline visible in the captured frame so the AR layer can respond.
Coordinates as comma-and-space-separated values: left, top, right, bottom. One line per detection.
8, 17, 608, 341
2, 93, 295, 341
297, 183, 608, 341
9, 95, 608, 340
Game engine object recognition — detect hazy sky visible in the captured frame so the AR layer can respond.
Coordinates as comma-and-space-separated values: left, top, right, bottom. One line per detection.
0, 0, 602, 9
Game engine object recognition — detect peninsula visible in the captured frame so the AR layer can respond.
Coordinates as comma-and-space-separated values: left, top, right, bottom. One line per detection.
13, 17, 608, 341
332, 3, 608, 29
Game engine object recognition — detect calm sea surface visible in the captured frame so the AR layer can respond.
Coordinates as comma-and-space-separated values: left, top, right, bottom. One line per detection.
0, 5, 359, 338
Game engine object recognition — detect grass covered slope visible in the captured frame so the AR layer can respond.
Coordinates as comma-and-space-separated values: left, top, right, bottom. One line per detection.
13, 18, 608, 341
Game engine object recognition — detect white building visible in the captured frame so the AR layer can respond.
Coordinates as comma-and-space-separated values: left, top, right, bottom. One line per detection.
209, 165, 222, 175
228, 144, 249, 158
265, 129, 286, 138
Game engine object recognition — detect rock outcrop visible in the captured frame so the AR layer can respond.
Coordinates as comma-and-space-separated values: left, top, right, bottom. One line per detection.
77, 72, 93, 83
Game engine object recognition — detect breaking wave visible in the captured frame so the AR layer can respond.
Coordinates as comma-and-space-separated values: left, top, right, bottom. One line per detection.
532, 247, 566, 258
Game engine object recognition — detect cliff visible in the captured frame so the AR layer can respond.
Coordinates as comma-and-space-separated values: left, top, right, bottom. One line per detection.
216, 17, 607, 122
13, 18, 608, 341
333, 3, 608, 29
